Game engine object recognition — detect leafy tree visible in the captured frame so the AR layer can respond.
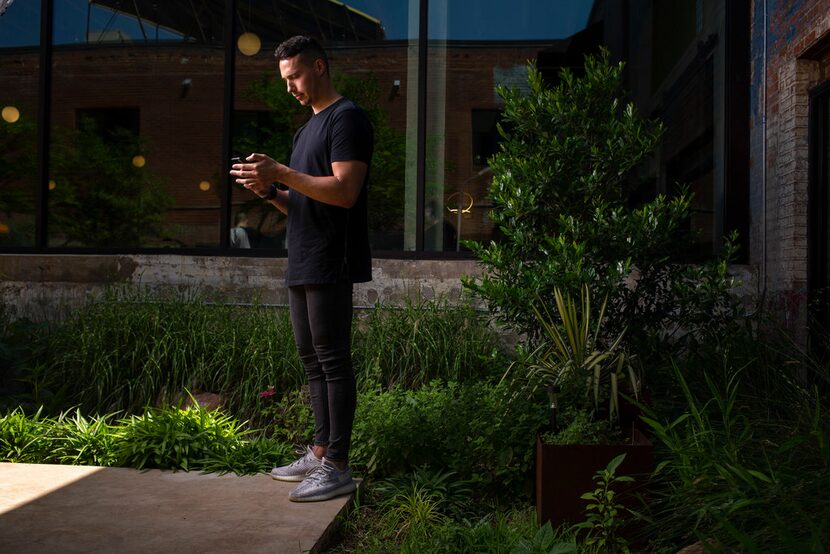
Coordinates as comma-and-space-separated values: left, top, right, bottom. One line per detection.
464, 50, 739, 358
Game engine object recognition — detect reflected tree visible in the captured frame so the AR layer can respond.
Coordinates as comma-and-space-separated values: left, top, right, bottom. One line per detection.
0, 112, 38, 245
48, 116, 172, 248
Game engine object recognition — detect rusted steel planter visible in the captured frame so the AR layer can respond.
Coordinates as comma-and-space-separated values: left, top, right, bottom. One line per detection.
535, 429, 653, 526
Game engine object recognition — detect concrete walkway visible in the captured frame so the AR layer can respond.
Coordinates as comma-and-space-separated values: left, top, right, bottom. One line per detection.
0, 463, 357, 553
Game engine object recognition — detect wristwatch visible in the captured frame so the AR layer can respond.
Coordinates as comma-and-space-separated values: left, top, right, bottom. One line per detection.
264, 183, 278, 201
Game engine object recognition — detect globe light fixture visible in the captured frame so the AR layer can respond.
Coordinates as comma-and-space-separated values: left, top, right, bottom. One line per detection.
237, 32, 261, 56
199, 180, 211, 191
132, 155, 146, 168
0, 0, 15, 18
2, 106, 20, 123
48, 180, 56, 190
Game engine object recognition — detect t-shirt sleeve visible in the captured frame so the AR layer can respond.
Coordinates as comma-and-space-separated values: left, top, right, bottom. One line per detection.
330, 108, 373, 164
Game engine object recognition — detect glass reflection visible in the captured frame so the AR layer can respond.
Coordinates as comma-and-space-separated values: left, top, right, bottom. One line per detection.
47, 0, 226, 248
426, 0, 722, 254
0, 0, 40, 247
231, 0, 415, 251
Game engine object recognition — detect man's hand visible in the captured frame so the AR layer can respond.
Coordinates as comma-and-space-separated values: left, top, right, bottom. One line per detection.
230, 153, 285, 198
229, 152, 368, 210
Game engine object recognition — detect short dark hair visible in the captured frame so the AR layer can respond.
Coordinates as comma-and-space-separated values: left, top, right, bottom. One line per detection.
275, 35, 329, 74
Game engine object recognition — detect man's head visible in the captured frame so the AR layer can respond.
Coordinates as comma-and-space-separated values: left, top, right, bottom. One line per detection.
275, 35, 329, 75
275, 36, 331, 109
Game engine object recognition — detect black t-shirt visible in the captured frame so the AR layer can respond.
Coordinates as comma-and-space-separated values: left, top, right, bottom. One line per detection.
285, 97, 373, 286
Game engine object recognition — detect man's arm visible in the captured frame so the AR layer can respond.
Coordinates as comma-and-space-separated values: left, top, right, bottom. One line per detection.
230, 153, 367, 209
268, 189, 290, 215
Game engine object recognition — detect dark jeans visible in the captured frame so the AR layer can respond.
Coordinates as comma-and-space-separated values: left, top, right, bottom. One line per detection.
288, 283, 356, 463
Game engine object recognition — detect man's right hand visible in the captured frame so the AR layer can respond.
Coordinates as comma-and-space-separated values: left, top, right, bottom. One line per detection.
230, 153, 284, 198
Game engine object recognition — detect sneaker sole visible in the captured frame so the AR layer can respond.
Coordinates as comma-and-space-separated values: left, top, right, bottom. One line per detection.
288, 481, 357, 502
270, 472, 307, 482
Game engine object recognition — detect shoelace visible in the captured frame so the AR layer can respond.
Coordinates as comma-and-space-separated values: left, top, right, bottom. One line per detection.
287, 448, 314, 468
303, 462, 334, 483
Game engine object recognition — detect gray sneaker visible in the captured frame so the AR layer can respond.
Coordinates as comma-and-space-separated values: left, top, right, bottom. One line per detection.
270, 446, 322, 482
288, 458, 356, 502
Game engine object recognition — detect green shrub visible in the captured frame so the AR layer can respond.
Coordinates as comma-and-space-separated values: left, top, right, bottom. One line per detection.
541, 408, 623, 446
351, 381, 547, 497
256, 386, 315, 444
464, 50, 739, 359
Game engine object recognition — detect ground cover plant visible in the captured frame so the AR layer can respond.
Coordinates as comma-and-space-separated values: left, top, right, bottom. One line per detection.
638, 324, 830, 552
1, 288, 559, 551
4, 288, 829, 551
0, 400, 291, 475
350, 380, 548, 498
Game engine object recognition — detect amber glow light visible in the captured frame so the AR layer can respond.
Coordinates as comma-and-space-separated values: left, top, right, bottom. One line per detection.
237, 32, 261, 56
0, 223, 9, 234
199, 180, 211, 191
132, 155, 146, 168
2, 106, 20, 123
48, 180, 56, 190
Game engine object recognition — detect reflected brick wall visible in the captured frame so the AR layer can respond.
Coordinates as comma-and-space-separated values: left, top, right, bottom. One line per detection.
6, 42, 541, 247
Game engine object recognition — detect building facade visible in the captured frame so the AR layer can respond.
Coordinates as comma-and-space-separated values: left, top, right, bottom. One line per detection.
750, 0, 830, 334
1, 0, 825, 334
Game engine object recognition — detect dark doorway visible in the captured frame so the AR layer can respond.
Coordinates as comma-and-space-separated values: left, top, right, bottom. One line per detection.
808, 81, 830, 342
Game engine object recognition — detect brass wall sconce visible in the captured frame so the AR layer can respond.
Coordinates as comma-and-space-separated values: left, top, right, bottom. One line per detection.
446, 191, 474, 214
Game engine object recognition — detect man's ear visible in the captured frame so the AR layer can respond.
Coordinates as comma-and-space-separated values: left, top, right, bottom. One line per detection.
315, 58, 326, 77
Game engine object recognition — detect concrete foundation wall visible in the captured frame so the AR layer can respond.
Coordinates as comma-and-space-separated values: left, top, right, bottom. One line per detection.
0, 254, 758, 326
0, 254, 484, 321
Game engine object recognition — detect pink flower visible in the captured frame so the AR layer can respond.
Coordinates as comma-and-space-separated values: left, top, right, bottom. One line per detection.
259, 388, 277, 399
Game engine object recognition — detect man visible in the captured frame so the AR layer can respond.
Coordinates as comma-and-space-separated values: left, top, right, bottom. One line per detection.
230, 35, 372, 502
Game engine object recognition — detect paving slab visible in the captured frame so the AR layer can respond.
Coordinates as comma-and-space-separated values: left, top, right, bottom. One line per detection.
0, 463, 356, 553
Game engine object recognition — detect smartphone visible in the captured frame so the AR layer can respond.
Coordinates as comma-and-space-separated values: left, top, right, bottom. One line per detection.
230, 156, 246, 165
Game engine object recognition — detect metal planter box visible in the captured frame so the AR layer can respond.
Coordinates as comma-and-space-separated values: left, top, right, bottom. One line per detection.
535, 429, 653, 526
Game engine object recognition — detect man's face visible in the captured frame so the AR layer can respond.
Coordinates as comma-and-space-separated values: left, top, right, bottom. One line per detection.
279, 55, 321, 107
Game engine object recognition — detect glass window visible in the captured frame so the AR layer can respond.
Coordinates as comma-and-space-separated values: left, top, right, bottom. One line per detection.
426, 0, 725, 255
424, 0, 591, 252
231, 0, 417, 252
47, 0, 226, 248
0, 0, 742, 257
0, 0, 41, 247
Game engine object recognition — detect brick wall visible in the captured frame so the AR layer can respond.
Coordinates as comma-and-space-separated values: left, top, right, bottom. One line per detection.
750, 0, 830, 329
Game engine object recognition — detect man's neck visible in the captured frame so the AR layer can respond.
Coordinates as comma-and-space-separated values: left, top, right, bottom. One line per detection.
311, 86, 342, 114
